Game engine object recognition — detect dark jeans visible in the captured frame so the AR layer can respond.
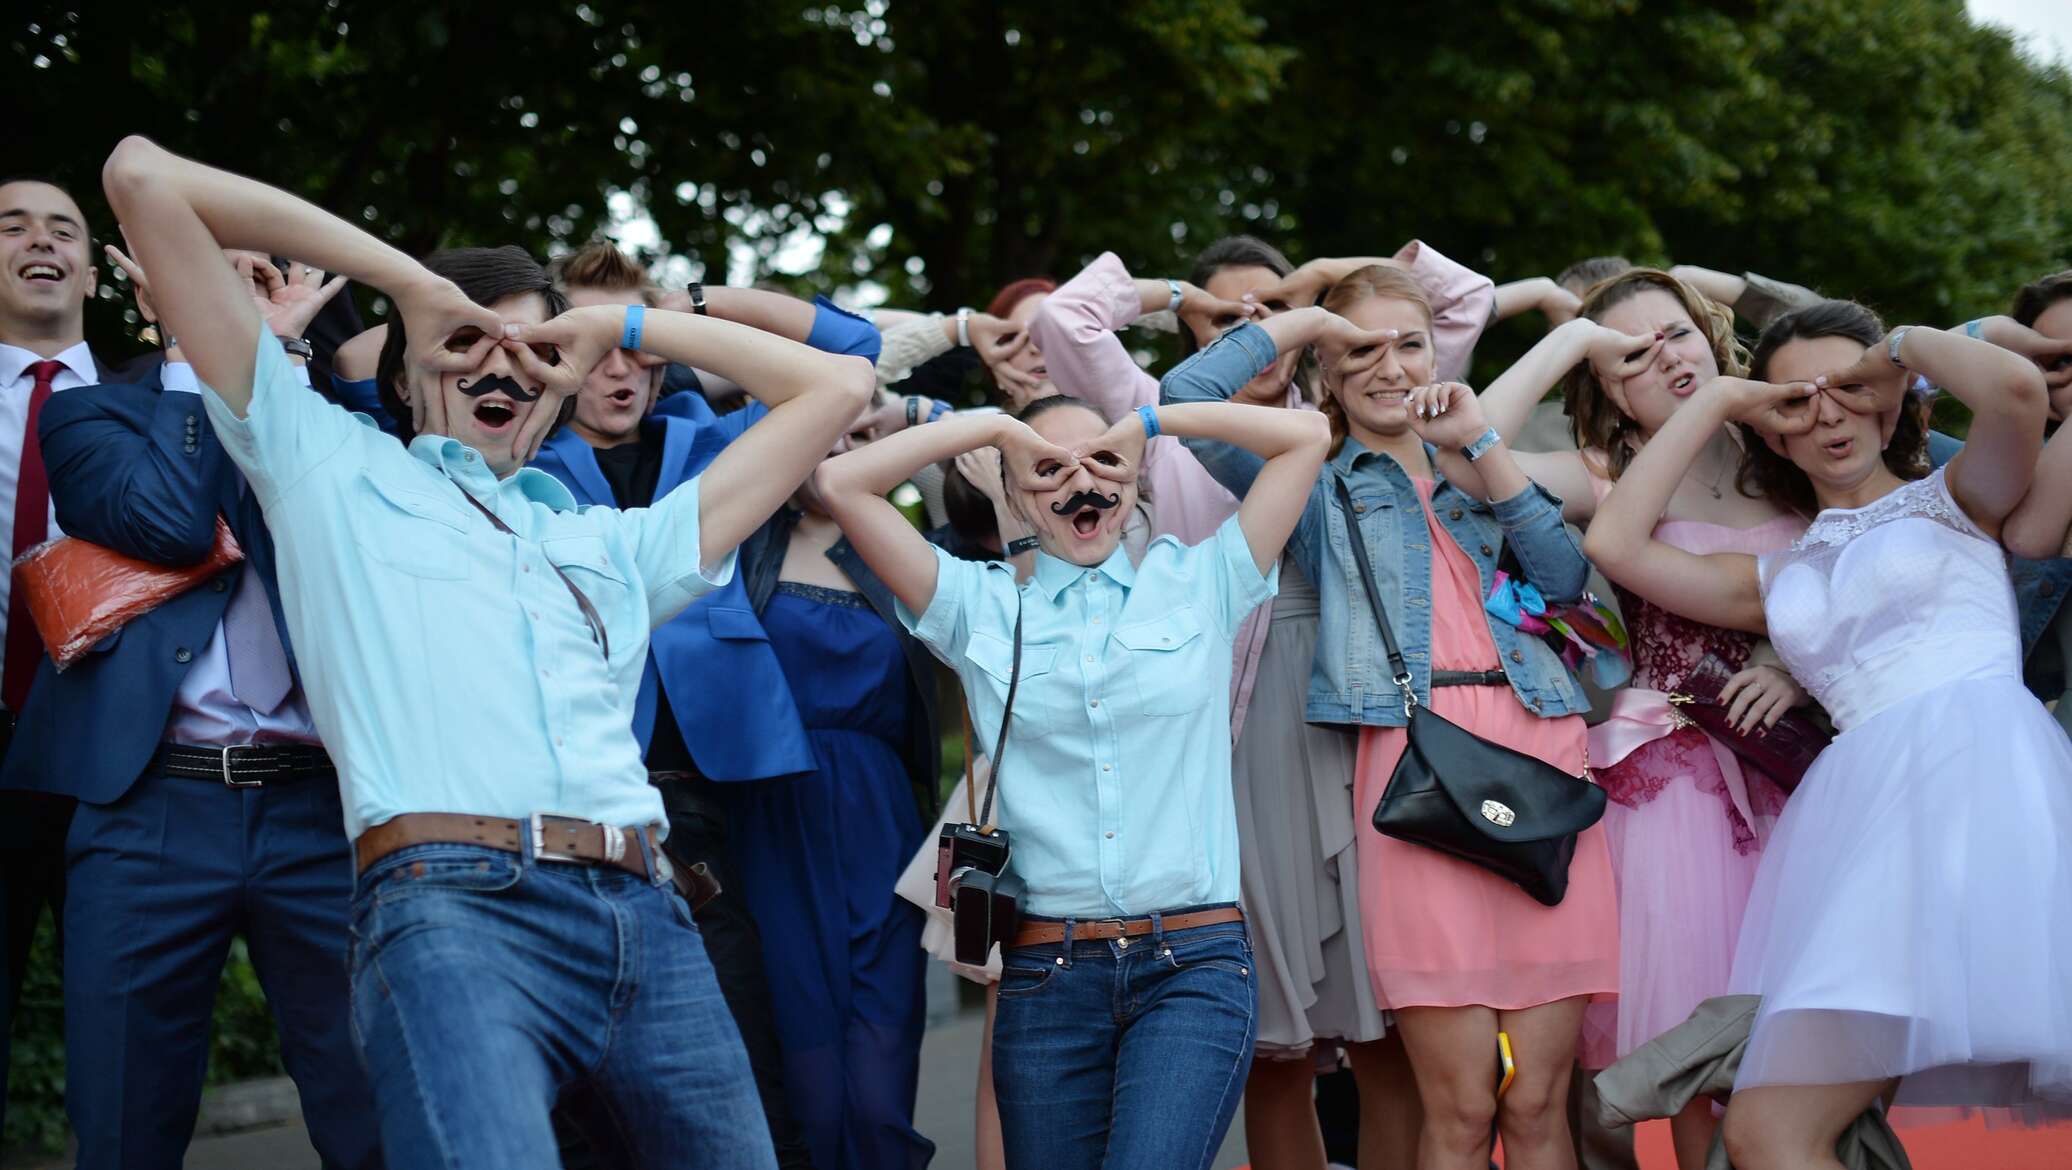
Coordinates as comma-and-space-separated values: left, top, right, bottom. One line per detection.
349, 840, 775, 1170
64, 770, 378, 1170
555, 773, 814, 1170
991, 907, 1256, 1170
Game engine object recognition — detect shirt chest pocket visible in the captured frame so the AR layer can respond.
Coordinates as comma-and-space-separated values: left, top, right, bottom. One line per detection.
351, 473, 473, 580
541, 536, 633, 634
964, 632, 1060, 729
1112, 608, 1210, 718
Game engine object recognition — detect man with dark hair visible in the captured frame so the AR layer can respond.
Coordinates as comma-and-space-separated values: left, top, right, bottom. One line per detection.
104, 135, 871, 1169
533, 239, 882, 1170
0, 173, 114, 1133
0, 240, 384, 1169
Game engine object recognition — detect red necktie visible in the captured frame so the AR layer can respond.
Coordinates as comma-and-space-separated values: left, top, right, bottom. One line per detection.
3, 360, 61, 711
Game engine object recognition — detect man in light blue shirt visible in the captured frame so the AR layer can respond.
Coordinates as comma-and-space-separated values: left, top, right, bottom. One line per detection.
819, 306, 1384, 1170
104, 137, 873, 1169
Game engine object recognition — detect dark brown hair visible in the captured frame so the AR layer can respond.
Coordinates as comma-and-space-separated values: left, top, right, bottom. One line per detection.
1183, 235, 1294, 359
2011, 270, 2072, 328
375, 246, 570, 443
1316, 265, 1433, 458
1738, 299, 1929, 517
1561, 267, 1747, 479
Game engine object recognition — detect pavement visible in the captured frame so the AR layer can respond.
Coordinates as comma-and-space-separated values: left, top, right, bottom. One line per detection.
10, 965, 1250, 1169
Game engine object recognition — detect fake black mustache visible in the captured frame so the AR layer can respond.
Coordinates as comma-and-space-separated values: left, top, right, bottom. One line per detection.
454, 373, 542, 403
1049, 489, 1122, 515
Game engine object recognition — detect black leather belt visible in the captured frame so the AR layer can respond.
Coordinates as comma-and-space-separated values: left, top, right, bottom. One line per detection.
152, 743, 335, 788
1431, 669, 1510, 688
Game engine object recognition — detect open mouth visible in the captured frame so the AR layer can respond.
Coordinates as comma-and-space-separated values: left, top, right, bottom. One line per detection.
1069, 506, 1102, 539
18, 263, 63, 284
607, 387, 637, 407
1821, 435, 1853, 460
1669, 371, 1698, 395
472, 399, 517, 432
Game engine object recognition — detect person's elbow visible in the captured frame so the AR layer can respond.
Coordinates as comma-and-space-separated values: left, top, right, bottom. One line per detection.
1580, 524, 1626, 573
1997, 362, 2050, 428
1292, 409, 1332, 459
102, 136, 168, 212
827, 354, 875, 416
812, 456, 860, 517
2002, 508, 2069, 562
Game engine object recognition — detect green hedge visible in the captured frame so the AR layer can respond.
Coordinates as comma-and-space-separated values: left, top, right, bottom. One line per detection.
4, 917, 284, 1156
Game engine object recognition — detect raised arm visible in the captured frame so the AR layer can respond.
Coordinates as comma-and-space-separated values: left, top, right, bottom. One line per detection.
1493, 277, 1581, 327
1583, 377, 1815, 634
1814, 326, 2048, 535
815, 414, 1075, 615
1453, 317, 1663, 518
506, 304, 874, 565
101, 137, 500, 427
2004, 424, 2072, 560
1142, 402, 1330, 575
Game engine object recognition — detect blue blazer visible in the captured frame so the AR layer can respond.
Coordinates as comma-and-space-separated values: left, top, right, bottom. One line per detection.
0, 374, 298, 805
533, 404, 818, 783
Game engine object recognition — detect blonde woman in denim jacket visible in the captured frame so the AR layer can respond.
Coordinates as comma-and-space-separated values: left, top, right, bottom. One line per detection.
1164, 267, 1618, 1170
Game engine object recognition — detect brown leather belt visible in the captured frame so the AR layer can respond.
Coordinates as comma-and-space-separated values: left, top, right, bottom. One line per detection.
354, 812, 666, 883
1010, 905, 1245, 948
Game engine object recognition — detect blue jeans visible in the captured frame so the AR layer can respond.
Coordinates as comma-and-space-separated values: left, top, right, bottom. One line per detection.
991, 906, 1256, 1170
347, 841, 775, 1170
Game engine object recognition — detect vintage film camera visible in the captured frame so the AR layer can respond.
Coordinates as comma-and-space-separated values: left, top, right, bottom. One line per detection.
934, 822, 1022, 966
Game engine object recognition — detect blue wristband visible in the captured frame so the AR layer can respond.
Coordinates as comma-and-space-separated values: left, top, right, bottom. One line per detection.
1137, 405, 1161, 440
620, 303, 646, 351
1963, 318, 1986, 341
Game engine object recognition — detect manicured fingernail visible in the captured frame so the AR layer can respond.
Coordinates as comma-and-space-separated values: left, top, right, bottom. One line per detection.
503, 323, 522, 337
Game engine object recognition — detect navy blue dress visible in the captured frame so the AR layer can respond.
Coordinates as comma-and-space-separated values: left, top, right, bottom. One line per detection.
723, 582, 933, 1170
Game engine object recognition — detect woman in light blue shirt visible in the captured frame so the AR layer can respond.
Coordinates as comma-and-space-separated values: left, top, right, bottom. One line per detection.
818, 306, 1385, 1170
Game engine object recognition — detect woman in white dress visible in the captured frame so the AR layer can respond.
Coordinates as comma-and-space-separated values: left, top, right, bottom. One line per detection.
1582, 299, 2072, 1170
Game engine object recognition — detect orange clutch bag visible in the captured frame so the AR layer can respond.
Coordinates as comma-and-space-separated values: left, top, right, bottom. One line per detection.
13, 516, 244, 670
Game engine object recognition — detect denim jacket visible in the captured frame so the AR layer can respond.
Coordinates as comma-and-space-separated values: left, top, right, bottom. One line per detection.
1160, 323, 1592, 726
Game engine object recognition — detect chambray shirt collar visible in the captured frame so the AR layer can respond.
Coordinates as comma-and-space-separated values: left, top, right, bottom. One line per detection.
406, 431, 579, 512
1032, 542, 1136, 600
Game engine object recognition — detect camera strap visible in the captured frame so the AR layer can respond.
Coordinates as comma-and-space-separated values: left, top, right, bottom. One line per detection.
974, 590, 1023, 832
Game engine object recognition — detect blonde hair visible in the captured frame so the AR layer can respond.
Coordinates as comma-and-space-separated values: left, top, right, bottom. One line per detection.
1316, 265, 1433, 457
550, 241, 660, 306
1561, 267, 1747, 479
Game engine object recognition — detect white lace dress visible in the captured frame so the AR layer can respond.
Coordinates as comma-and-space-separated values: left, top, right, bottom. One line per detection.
1730, 469, 2072, 1115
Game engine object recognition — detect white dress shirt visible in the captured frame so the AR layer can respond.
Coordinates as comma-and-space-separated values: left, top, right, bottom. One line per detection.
159, 361, 320, 746
0, 339, 93, 647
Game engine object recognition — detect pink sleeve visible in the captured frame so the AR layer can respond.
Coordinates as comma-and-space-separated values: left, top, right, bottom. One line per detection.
1030, 252, 1235, 543
1394, 239, 1496, 384
1027, 251, 1161, 417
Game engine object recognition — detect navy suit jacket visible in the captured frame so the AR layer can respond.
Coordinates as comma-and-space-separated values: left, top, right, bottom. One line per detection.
533, 405, 818, 783
0, 375, 297, 805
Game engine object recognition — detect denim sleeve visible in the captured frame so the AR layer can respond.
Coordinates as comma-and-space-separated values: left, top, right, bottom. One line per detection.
1926, 429, 1963, 470
1161, 323, 1279, 500
1488, 481, 1590, 603
807, 296, 883, 363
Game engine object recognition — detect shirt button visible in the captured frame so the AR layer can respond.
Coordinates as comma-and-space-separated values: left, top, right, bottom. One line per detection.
1352, 502, 1366, 514
1104, 831, 1115, 839
1449, 508, 1464, 521
1510, 650, 1524, 664
555, 737, 564, 747
174, 647, 192, 663
1102, 763, 1112, 772
1086, 655, 1096, 663
1089, 699, 1100, 708
1480, 545, 1494, 557
1531, 698, 1544, 711
1091, 616, 1102, 625
523, 565, 531, 573
211, 579, 229, 593
464, 452, 476, 462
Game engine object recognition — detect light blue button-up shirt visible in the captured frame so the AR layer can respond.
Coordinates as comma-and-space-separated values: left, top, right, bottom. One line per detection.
903, 514, 1276, 918
202, 334, 733, 838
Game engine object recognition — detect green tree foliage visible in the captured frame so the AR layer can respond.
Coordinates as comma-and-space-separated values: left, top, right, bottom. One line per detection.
10, 1, 2067, 333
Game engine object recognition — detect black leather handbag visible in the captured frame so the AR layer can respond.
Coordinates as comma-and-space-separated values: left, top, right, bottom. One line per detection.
1334, 479, 1606, 907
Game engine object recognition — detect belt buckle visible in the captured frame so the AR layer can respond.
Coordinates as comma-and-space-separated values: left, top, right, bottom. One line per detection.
529, 813, 630, 868
1092, 917, 1135, 949
220, 746, 263, 789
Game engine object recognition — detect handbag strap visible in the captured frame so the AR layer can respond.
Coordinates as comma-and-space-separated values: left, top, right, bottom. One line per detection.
454, 486, 611, 661
974, 590, 1023, 831
1332, 476, 1416, 716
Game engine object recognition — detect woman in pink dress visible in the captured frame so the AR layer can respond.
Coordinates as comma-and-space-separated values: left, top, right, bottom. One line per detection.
1450, 269, 1810, 1169
1165, 264, 1618, 1170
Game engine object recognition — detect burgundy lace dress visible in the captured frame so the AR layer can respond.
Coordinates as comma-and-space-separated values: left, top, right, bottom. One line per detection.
1579, 512, 1802, 1068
